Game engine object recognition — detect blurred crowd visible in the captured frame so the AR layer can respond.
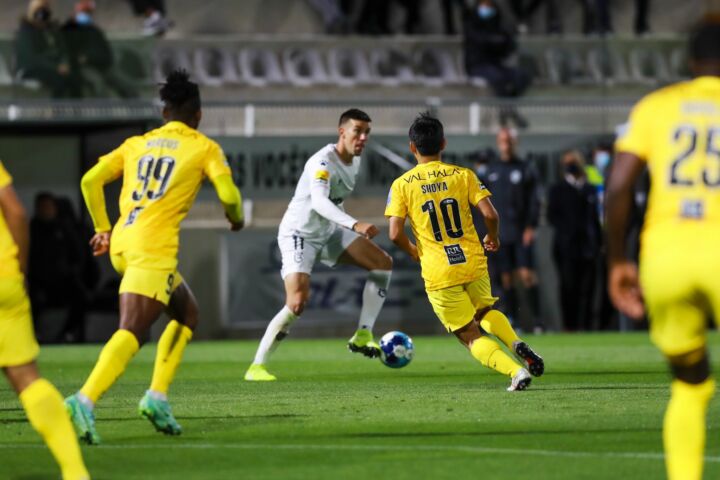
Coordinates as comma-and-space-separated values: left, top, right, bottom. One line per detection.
14, 0, 172, 98
472, 127, 642, 333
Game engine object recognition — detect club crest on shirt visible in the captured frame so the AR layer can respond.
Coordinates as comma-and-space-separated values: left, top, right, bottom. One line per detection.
510, 170, 523, 184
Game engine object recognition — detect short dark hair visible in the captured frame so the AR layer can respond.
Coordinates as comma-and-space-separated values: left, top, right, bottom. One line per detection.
689, 22, 720, 62
409, 112, 444, 156
339, 108, 371, 126
159, 69, 201, 118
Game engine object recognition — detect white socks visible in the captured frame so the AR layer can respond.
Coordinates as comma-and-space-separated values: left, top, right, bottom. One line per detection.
253, 306, 298, 365
358, 270, 392, 332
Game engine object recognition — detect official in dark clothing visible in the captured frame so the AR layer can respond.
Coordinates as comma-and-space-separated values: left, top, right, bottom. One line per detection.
15, 0, 83, 98
547, 150, 602, 331
480, 128, 543, 331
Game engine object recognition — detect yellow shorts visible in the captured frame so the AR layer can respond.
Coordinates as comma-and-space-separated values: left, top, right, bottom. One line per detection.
426, 275, 498, 332
111, 251, 183, 306
0, 277, 39, 367
640, 235, 720, 357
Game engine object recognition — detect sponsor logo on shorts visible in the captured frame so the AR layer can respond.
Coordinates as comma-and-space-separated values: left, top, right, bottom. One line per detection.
444, 244, 467, 265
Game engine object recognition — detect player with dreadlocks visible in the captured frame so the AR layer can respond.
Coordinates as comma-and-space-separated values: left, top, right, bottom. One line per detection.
65, 69, 244, 444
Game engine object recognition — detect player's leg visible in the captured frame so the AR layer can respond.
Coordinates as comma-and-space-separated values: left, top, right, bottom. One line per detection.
141, 276, 196, 435
332, 232, 392, 357
470, 276, 544, 377
642, 255, 715, 480
518, 243, 543, 332
0, 277, 89, 479
245, 272, 309, 381
4, 363, 89, 480
66, 292, 164, 444
427, 284, 529, 391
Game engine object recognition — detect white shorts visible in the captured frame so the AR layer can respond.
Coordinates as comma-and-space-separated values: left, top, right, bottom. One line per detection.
278, 227, 360, 279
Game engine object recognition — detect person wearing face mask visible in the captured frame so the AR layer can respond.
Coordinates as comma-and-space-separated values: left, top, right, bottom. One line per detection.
547, 150, 602, 331
463, 0, 532, 128
62, 0, 138, 98
15, 0, 83, 98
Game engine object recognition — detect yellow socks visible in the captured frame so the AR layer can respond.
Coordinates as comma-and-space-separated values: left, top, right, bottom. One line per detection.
20, 379, 89, 480
150, 320, 193, 394
479, 309, 520, 349
80, 329, 139, 403
663, 378, 715, 480
470, 336, 522, 377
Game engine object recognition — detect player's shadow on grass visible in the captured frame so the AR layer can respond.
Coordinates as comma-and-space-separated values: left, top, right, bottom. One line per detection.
98, 413, 309, 422
342, 426, 663, 438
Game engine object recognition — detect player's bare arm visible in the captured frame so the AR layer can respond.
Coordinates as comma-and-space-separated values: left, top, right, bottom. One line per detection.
0, 183, 29, 273
387, 215, 419, 262
606, 151, 647, 320
352, 221, 379, 239
476, 197, 500, 252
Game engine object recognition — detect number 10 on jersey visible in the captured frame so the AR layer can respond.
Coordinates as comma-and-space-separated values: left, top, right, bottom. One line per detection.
421, 198, 464, 242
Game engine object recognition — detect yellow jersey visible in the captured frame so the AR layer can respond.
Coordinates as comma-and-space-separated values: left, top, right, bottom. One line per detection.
0, 161, 20, 278
616, 76, 720, 245
100, 121, 231, 258
385, 161, 491, 290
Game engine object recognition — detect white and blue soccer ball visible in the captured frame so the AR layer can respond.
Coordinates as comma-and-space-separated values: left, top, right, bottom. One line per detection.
379, 331, 414, 368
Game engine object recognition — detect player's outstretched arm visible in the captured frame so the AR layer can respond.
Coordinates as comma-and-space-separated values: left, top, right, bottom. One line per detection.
388, 215, 418, 262
211, 174, 244, 231
0, 183, 29, 273
476, 198, 500, 252
606, 152, 646, 320
81, 161, 119, 234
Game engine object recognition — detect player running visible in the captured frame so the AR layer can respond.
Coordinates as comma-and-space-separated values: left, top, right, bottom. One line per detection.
607, 22, 720, 480
244, 109, 393, 381
0, 161, 90, 479
385, 113, 543, 391
65, 69, 244, 444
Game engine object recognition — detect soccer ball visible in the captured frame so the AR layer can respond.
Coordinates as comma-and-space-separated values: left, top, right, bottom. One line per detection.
379, 331, 414, 368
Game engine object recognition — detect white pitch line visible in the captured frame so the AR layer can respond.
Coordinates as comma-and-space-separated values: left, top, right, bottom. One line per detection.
0, 442, 718, 462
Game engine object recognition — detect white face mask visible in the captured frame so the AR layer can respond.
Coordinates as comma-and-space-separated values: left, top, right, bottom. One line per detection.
594, 151, 611, 171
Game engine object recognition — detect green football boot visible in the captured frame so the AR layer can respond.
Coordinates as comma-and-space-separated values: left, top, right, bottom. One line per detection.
138, 392, 182, 436
244, 363, 277, 381
64, 394, 101, 445
347, 329, 381, 358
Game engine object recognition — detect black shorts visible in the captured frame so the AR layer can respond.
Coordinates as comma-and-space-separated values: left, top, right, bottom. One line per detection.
495, 241, 534, 274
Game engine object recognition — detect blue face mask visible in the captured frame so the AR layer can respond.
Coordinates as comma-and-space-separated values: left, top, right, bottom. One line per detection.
594, 151, 611, 171
75, 11, 92, 25
477, 5, 496, 19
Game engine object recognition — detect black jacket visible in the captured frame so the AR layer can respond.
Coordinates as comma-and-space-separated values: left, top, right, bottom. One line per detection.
479, 157, 540, 243
547, 178, 602, 260
462, 7, 515, 73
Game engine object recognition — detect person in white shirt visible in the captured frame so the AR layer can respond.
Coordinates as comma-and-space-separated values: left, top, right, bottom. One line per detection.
245, 109, 393, 381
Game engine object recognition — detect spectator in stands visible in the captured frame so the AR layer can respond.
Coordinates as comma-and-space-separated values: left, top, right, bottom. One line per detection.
441, 0, 464, 35
482, 128, 544, 333
579, 0, 650, 36
547, 150, 602, 331
509, 0, 562, 35
15, 0, 83, 98
355, 0, 422, 35
28, 193, 89, 343
306, 0, 351, 34
463, 0, 531, 128
62, 0, 138, 98
126, 0, 171, 36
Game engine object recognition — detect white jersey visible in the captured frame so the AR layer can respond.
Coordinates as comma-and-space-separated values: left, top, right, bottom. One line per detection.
279, 144, 360, 241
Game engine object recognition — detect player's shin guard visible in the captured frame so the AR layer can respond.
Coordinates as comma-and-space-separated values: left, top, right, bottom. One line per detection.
358, 270, 391, 332
150, 320, 193, 395
20, 379, 89, 480
253, 306, 298, 365
479, 309, 520, 349
470, 336, 521, 377
80, 329, 139, 404
663, 378, 715, 480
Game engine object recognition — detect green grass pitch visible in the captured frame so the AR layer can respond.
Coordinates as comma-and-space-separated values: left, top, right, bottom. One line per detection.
1, 333, 719, 479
